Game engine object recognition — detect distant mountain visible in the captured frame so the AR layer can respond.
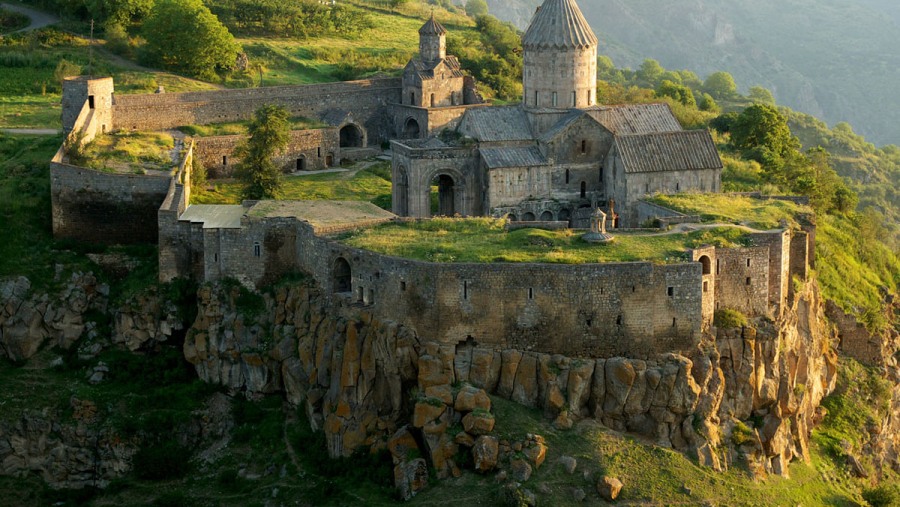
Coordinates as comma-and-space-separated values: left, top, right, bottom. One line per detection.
487, 0, 900, 146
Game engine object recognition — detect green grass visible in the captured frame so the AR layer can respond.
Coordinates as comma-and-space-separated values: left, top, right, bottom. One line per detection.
193, 162, 393, 208
647, 193, 811, 230
339, 217, 752, 264
178, 116, 327, 137
77, 131, 176, 174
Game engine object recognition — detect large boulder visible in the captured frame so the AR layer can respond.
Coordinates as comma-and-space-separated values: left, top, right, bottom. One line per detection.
597, 476, 623, 501
394, 458, 428, 501
472, 435, 499, 473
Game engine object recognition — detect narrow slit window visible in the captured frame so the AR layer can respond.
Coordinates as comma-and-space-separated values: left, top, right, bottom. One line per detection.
572, 91, 577, 107
401, 281, 406, 291
672, 318, 677, 327
223, 156, 227, 166
667, 287, 674, 297
463, 281, 468, 300
214, 253, 218, 263
703, 280, 709, 293
616, 315, 622, 325
581, 140, 587, 154
565, 169, 570, 184
253, 242, 261, 257
528, 288, 534, 300
747, 258, 751, 267
746, 277, 752, 286
88, 95, 95, 109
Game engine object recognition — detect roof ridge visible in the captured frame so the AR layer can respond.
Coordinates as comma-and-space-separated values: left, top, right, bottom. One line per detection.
522, 0, 598, 50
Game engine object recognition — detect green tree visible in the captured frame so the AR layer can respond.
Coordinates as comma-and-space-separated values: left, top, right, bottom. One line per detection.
699, 93, 720, 113
465, 0, 488, 17
637, 58, 664, 86
656, 80, 696, 107
87, 0, 154, 26
704, 71, 737, 99
141, 0, 239, 80
730, 104, 799, 161
748, 86, 775, 105
235, 105, 290, 200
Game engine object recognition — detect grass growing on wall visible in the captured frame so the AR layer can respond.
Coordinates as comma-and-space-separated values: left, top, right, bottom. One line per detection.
178, 116, 327, 137
340, 217, 752, 264
647, 193, 811, 230
77, 131, 176, 174
192, 162, 393, 209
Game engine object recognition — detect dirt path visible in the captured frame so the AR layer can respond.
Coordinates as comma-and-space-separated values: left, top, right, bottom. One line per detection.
0, 2, 58, 34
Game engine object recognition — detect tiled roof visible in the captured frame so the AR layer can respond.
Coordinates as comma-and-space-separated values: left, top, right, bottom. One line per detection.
419, 15, 447, 36
480, 146, 548, 168
615, 130, 723, 174
589, 104, 682, 135
458, 106, 534, 142
522, 0, 598, 50
407, 56, 464, 80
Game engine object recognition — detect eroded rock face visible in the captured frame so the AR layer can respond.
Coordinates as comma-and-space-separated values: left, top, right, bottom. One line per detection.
0, 274, 108, 362
113, 287, 182, 351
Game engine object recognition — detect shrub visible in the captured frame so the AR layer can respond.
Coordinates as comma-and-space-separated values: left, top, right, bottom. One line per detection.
862, 485, 898, 507
714, 308, 749, 329
731, 421, 753, 446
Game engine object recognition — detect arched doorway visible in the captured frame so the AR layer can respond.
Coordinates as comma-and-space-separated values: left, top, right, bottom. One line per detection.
333, 257, 352, 293
540, 211, 553, 221
396, 166, 409, 216
699, 255, 712, 275
296, 156, 306, 172
325, 153, 334, 167
431, 174, 456, 216
403, 118, 421, 139
522, 212, 536, 221
558, 208, 571, 226
507, 214, 518, 222
339, 124, 363, 148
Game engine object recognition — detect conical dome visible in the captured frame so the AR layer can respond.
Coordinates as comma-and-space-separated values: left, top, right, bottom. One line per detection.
419, 15, 447, 36
522, 0, 598, 50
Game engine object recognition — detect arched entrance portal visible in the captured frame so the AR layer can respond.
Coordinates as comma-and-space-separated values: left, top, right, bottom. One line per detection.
403, 118, 421, 139
540, 211, 554, 221
296, 156, 306, 172
522, 212, 536, 221
431, 174, 456, 216
339, 124, 364, 148
332, 257, 352, 293
699, 255, 712, 275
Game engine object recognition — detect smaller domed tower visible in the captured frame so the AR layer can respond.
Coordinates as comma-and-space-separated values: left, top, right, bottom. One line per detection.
522, 0, 598, 110
61, 76, 114, 134
419, 14, 447, 64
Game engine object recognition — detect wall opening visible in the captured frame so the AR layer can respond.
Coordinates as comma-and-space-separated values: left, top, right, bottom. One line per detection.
672, 318, 677, 327
431, 174, 456, 216
746, 258, 751, 267
703, 280, 709, 293
581, 140, 587, 154
339, 124, 364, 148
332, 257, 352, 294
746, 277, 752, 286
368, 289, 375, 305
326, 154, 334, 167
253, 242, 261, 257
565, 169, 570, 184
88, 95, 95, 109
522, 212, 536, 221
507, 213, 518, 222
580, 181, 586, 198
318, 147, 322, 158
552, 92, 558, 107
463, 280, 468, 300
410, 92, 415, 105
699, 255, 711, 275
357, 286, 364, 303
572, 91, 577, 107
223, 156, 227, 166
528, 288, 534, 299
616, 315, 622, 325
558, 208, 571, 226
540, 210, 553, 221
430, 93, 435, 107
296, 156, 306, 171
534, 91, 539, 106
599, 165, 603, 182
403, 118, 421, 139
667, 287, 674, 297
401, 281, 407, 291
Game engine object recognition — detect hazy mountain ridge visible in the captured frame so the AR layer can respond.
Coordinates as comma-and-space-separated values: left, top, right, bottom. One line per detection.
487, 0, 900, 146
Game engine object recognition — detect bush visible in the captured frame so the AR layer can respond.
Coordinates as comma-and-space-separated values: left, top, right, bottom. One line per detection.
862, 485, 899, 507
714, 308, 749, 329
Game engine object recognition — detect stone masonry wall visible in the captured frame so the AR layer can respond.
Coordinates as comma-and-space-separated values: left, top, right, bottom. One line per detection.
714, 247, 771, 317
51, 164, 171, 244
112, 79, 402, 145
193, 129, 340, 178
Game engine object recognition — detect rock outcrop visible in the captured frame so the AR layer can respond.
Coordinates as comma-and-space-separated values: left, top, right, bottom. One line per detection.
0, 274, 108, 362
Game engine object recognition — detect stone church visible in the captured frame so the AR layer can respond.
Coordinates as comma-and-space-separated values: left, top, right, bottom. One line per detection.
391, 0, 723, 227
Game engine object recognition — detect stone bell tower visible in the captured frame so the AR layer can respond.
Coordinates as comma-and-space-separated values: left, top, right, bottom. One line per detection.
522, 0, 598, 110
419, 14, 447, 64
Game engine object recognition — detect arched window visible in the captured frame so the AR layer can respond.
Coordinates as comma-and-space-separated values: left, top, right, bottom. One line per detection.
332, 258, 352, 293
699, 255, 711, 275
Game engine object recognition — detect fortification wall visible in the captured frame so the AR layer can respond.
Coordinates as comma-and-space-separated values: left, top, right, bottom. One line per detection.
749, 230, 792, 316
193, 129, 340, 178
158, 143, 195, 281
112, 79, 402, 144
51, 164, 172, 244
714, 247, 771, 317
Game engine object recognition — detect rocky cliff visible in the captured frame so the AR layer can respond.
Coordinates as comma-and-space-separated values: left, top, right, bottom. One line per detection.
182, 276, 839, 490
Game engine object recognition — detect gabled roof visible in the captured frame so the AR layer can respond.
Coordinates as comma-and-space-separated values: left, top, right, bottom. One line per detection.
458, 106, 534, 142
539, 109, 610, 143
179, 205, 245, 229
615, 130, 723, 174
406, 56, 464, 81
480, 146, 548, 169
589, 104, 682, 135
419, 15, 447, 36
522, 0, 598, 50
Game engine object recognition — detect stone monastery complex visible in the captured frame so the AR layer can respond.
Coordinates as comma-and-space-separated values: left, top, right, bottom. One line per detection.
49, 0, 816, 359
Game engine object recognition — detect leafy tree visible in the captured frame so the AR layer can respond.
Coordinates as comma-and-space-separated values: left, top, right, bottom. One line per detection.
676, 70, 703, 89
748, 86, 775, 105
637, 58, 664, 86
236, 105, 290, 200
730, 104, 799, 161
656, 80, 696, 107
465, 0, 488, 17
141, 0, 239, 80
704, 71, 737, 99
699, 93, 720, 113
709, 112, 739, 134
86, 0, 154, 26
